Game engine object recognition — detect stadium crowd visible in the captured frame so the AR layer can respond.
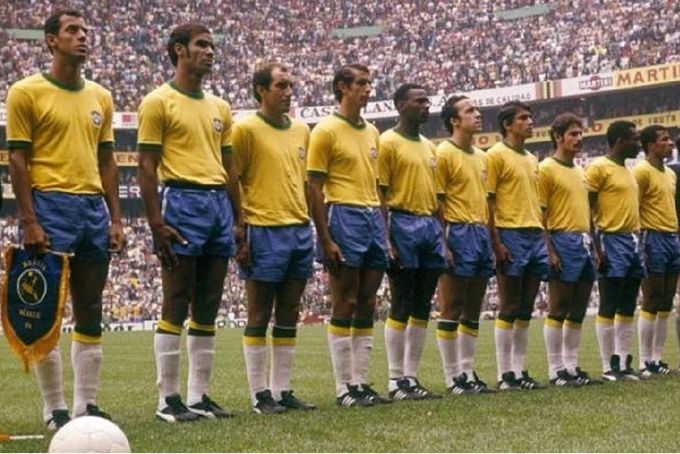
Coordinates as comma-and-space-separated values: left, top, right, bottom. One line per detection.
1, 0, 679, 111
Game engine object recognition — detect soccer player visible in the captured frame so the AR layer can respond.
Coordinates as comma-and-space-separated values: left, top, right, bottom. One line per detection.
487, 101, 548, 391
539, 113, 600, 387
6, 10, 125, 429
585, 120, 643, 381
435, 95, 496, 394
138, 23, 240, 422
378, 84, 444, 401
633, 125, 679, 377
307, 64, 391, 407
231, 63, 317, 413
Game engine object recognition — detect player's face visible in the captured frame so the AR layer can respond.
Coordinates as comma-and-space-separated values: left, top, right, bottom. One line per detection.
401, 88, 430, 124
48, 15, 89, 62
506, 108, 533, 138
560, 125, 583, 153
454, 99, 482, 134
342, 69, 372, 108
652, 130, 674, 159
622, 127, 641, 159
183, 32, 215, 75
262, 68, 293, 114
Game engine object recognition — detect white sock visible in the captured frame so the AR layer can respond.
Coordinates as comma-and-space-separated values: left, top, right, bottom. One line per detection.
562, 320, 582, 375
404, 317, 428, 378
187, 334, 215, 406
384, 318, 406, 380
495, 318, 513, 380
544, 319, 563, 379
614, 315, 634, 360
596, 316, 614, 372
155, 332, 181, 410
71, 338, 103, 417
458, 323, 479, 378
653, 312, 670, 362
512, 319, 530, 376
437, 320, 459, 388
34, 346, 67, 421
243, 337, 268, 404
270, 325, 297, 401
351, 330, 374, 386
328, 323, 352, 397
638, 311, 656, 368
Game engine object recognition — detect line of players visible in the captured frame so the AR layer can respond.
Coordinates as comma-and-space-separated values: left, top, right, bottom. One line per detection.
6, 13, 680, 429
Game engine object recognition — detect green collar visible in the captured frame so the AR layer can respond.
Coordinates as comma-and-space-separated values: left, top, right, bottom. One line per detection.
256, 112, 292, 130
169, 81, 204, 99
605, 155, 626, 167
447, 139, 474, 155
333, 112, 366, 130
550, 156, 574, 168
42, 72, 84, 91
502, 140, 527, 155
393, 129, 421, 142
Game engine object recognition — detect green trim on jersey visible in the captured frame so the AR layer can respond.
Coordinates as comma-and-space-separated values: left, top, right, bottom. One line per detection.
332, 112, 366, 130
393, 129, 421, 142
256, 112, 292, 130
138, 143, 162, 152
7, 140, 31, 149
42, 72, 85, 92
168, 81, 205, 99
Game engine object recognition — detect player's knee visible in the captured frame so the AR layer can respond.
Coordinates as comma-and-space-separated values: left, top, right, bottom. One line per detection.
411, 302, 431, 323
73, 323, 102, 341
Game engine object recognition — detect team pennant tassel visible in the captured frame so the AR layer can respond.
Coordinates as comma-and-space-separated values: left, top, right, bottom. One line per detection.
1, 245, 70, 373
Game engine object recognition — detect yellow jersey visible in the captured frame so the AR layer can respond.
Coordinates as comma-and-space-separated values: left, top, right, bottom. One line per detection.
378, 129, 437, 215
435, 140, 488, 224
307, 113, 380, 207
137, 82, 232, 185
538, 157, 590, 232
232, 113, 310, 226
486, 141, 542, 228
6, 73, 114, 194
632, 159, 678, 232
585, 156, 640, 233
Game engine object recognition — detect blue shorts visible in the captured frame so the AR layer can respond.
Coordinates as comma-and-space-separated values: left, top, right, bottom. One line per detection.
498, 228, 549, 279
642, 230, 680, 274
317, 204, 389, 269
445, 223, 494, 278
390, 212, 445, 269
239, 224, 314, 282
600, 232, 646, 279
160, 187, 235, 258
30, 191, 110, 262
549, 232, 596, 283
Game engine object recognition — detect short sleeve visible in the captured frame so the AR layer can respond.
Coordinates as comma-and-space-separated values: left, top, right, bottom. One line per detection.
584, 161, 603, 193
221, 101, 232, 151
98, 90, 115, 148
537, 163, 551, 208
307, 125, 333, 174
6, 85, 34, 148
137, 95, 164, 152
377, 137, 394, 188
230, 121, 250, 177
631, 164, 648, 201
486, 150, 501, 195
435, 147, 451, 196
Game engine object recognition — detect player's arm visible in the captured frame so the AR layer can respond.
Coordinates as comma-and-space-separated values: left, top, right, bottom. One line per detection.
220, 104, 242, 232
377, 182, 396, 264
97, 94, 125, 253
228, 121, 249, 269
486, 152, 510, 271
588, 191, 604, 268
137, 96, 186, 269
307, 172, 343, 269
538, 165, 559, 271
434, 149, 453, 266
6, 86, 49, 254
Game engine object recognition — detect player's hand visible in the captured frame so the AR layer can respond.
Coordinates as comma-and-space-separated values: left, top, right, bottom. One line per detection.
23, 220, 50, 256
235, 240, 251, 271
152, 224, 187, 270
595, 246, 606, 273
108, 221, 126, 254
444, 245, 455, 268
548, 249, 562, 272
322, 238, 345, 272
492, 240, 512, 275
387, 240, 400, 269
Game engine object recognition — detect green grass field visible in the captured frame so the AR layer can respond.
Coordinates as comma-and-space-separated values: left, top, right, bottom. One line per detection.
2, 319, 680, 452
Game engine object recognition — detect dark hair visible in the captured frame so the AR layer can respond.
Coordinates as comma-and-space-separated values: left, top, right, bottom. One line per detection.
440, 95, 469, 134
549, 113, 583, 149
167, 23, 210, 67
640, 124, 667, 153
332, 63, 369, 102
606, 120, 636, 148
252, 63, 288, 102
392, 83, 424, 108
497, 101, 532, 137
44, 10, 83, 54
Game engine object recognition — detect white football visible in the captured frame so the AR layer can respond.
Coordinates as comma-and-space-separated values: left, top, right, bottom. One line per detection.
48, 416, 131, 453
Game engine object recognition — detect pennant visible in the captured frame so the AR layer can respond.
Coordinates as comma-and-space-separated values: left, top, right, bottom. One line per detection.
1, 246, 70, 372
